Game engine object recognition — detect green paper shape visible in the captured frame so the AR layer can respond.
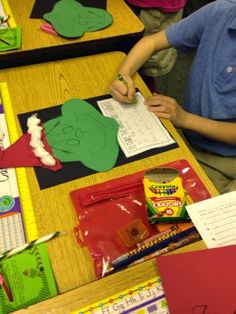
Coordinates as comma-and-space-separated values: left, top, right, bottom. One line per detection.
44, 99, 119, 172
43, 0, 113, 38
0, 244, 57, 314
0, 27, 22, 52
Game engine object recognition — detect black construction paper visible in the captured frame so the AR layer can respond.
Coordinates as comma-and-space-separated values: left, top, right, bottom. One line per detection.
18, 94, 178, 189
30, 0, 107, 19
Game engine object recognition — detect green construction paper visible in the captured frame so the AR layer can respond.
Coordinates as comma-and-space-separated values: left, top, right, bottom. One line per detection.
0, 244, 57, 314
0, 27, 22, 52
44, 99, 119, 172
43, 0, 113, 38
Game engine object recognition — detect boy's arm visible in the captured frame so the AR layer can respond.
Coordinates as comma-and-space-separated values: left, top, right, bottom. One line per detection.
109, 30, 170, 103
119, 30, 170, 77
183, 114, 236, 145
145, 94, 236, 145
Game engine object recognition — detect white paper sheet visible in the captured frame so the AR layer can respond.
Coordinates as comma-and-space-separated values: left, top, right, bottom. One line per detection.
97, 92, 175, 158
186, 191, 236, 248
0, 1, 9, 29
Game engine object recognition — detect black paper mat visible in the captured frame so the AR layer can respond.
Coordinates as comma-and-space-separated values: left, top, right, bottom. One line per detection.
18, 94, 178, 189
30, 0, 107, 19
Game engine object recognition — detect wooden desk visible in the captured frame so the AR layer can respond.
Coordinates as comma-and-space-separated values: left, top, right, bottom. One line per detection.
0, 51, 218, 313
1, 0, 144, 68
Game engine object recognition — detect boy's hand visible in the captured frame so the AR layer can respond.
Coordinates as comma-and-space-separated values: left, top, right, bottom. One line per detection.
145, 93, 189, 128
109, 74, 136, 104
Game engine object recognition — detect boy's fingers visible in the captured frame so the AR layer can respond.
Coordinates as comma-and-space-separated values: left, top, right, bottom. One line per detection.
145, 94, 171, 107
127, 85, 136, 102
109, 81, 126, 101
110, 79, 136, 103
117, 80, 128, 96
111, 86, 133, 103
117, 74, 137, 103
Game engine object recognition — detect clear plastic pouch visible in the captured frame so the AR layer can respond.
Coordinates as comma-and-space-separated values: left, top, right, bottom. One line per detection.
70, 159, 211, 278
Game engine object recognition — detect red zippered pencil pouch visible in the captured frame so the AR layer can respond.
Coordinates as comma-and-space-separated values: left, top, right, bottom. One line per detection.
70, 159, 211, 278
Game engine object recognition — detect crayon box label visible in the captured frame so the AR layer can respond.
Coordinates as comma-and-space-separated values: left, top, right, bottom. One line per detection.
143, 168, 189, 224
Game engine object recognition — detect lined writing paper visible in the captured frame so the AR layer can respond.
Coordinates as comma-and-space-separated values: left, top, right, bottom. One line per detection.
186, 191, 236, 248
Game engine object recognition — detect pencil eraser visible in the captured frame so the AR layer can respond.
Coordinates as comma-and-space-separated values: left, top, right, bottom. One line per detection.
118, 218, 150, 247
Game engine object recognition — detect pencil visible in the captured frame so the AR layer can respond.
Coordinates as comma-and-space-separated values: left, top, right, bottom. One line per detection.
111, 226, 198, 270
112, 226, 180, 264
117, 73, 137, 104
128, 231, 200, 267
117, 73, 128, 87
0, 273, 13, 301
137, 224, 180, 246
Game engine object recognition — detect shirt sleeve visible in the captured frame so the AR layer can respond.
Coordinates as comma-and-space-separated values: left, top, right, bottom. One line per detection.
166, 2, 215, 53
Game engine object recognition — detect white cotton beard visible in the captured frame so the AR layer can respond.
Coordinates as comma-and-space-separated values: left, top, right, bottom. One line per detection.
27, 114, 56, 167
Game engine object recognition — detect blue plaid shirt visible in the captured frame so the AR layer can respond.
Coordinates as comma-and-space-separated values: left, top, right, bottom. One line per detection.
166, 0, 236, 156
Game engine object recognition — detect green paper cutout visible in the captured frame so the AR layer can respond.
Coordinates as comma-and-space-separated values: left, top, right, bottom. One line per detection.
0, 244, 57, 314
43, 0, 113, 38
0, 27, 22, 52
44, 99, 119, 172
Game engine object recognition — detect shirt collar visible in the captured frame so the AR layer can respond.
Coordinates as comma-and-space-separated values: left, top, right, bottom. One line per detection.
229, 15, 236, 30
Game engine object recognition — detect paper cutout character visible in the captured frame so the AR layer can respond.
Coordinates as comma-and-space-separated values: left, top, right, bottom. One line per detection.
30, 0, 107, 19
0, 28, 22, 52
23, 267, 43, 278
43, 0, 113, 38
0, 115, 62, 171
44, 98, 119, 172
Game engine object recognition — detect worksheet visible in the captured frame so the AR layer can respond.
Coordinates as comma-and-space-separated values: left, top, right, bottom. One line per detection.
97, 92, 175, 158
186, 191, 236, 248
0, 1, 8, 28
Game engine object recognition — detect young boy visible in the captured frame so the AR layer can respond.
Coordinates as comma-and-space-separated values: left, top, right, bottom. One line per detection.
109, 0, 236, 194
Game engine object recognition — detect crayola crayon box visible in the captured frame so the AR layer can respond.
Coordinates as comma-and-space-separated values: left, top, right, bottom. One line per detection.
143, 167, 190, 224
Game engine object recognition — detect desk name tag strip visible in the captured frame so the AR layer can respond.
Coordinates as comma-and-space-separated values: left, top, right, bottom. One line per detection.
74, 276, 169, 314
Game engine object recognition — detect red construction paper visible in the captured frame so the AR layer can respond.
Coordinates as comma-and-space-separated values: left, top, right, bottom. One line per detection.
0, 130, 61, 171
157, 245, 236, 314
